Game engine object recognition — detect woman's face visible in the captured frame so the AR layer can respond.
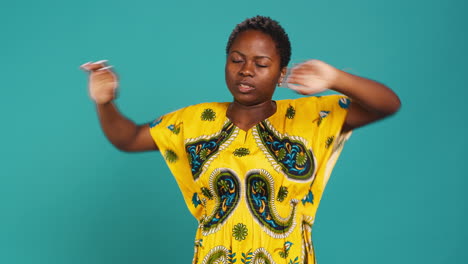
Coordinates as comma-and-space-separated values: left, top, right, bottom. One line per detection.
225, 30, 285, 106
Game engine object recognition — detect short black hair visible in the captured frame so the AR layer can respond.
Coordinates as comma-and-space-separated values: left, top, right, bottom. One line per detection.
226, 15, 291, 69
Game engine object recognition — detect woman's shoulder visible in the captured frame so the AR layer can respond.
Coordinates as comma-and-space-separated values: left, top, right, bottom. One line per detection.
176, 101, 229, 119
276, 94, 347, 104
155, 102, 230, 130
271, 95, 350, 123
276, 95, 350, 110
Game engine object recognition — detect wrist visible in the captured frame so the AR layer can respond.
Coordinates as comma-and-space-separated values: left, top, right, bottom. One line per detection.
95, 100, 114, 109
330, 68, 350, 93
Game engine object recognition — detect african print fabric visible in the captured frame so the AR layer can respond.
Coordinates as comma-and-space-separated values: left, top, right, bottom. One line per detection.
149, 95, 351, 264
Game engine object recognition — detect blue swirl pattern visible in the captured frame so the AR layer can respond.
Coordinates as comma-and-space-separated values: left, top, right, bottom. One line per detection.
201, 169, 240, 235
185, 122, 235, 180
246, 170, 297, 238
256, 121, 315, 181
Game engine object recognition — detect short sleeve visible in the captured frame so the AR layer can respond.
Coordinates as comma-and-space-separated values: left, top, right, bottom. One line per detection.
293, 95, 352, 218
290, 94, 351, 153
148, 107, 202, 217
314, 95, 352, 151
148, 108, 185, 159
312, 95, 352, 177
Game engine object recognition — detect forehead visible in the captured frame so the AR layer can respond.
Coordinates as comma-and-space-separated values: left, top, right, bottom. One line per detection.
229, 30, 279, 58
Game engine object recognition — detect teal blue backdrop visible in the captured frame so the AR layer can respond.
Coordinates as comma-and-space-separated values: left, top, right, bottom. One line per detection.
1, 0, 466, 263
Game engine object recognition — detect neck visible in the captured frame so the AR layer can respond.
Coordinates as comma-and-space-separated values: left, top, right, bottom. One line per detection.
226, 100, 277, 131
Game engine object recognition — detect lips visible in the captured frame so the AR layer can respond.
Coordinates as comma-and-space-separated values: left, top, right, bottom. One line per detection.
237, 80, 255, 93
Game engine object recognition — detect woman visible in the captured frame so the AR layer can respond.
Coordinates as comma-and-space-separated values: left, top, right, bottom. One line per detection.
81, 16, 400, 264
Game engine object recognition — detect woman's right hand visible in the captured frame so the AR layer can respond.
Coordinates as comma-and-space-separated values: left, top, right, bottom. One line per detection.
80, 60, 118, 105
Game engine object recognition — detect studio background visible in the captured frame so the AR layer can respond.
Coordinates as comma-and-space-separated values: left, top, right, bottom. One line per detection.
1, 0, 466, 263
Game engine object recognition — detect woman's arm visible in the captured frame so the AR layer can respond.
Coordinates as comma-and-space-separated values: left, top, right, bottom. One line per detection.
285, 59, 401, 131
331, 69, 401, 132
81, 61, 158, 152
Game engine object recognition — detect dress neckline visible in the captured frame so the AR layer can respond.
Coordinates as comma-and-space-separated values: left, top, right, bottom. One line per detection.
223, 100, 280, 133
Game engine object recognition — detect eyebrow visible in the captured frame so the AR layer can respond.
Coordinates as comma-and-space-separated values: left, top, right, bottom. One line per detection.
230, 50, 272, 61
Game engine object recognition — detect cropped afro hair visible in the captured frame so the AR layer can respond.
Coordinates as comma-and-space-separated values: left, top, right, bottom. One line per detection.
226, 15, 291, 69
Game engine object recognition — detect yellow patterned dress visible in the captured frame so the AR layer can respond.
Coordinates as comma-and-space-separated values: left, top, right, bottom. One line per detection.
149, 95, 351, 264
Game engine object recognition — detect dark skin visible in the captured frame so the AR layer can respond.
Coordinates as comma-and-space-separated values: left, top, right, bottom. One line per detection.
225, 30, 401, 133
81, 30, 400, 152
225, 30, 286, 131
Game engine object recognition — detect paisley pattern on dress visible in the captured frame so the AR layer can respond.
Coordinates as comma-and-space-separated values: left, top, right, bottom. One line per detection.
253, 120, 316, 182
201, 246, 236, 264
148, 97, 351, 264
301, 215, 315, 260
201, 169, 241, 236
245, 169, 298, 238
185, 122, 238, 180
250, 248, 276, 264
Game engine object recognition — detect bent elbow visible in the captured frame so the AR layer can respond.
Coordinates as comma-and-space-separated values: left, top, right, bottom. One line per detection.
388, 95, 402, 115
377, 91, 401, 117
114, 142, 134, 152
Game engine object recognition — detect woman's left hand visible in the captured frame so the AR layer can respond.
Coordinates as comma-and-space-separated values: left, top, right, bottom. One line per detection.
284, 59, 339, 95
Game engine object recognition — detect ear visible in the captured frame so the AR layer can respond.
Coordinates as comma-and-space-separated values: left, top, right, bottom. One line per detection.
278, 67, 288, 86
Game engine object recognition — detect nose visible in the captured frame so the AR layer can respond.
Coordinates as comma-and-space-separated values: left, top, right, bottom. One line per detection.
239, 62, 254, 77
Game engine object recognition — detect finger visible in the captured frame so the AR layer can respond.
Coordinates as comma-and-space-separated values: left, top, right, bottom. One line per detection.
302, 59, 317, 65
96, 66, 113, 71
90, 67, 116, 81
90, 70, 119, 86
290, 66, 317, 76
289, 71, 328, 82
286, 75, 315, 85
289, 68, 315, 76
80, 61, 92, 68
98, 66, 118, 80
80, 60, 109, 71
291, 63, 307, 71
286, 84, 308, 95
90, 73, 118, 86
304, 59, 323, 66
291, 60, 316, 68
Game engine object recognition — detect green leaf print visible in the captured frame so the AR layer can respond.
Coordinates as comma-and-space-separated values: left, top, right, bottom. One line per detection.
241, 249, 253, 264
286, 105, 296, 119
201, 187, 213, 200
164, 150, 178, 163
325, 136, 334, 149
201, 108, 216, 121
233, 148, 250, 157
277, 186, 289, 202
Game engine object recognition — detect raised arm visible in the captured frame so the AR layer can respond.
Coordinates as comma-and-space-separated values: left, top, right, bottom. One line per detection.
80, 61, 158, 152
285, 59, 401, 132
